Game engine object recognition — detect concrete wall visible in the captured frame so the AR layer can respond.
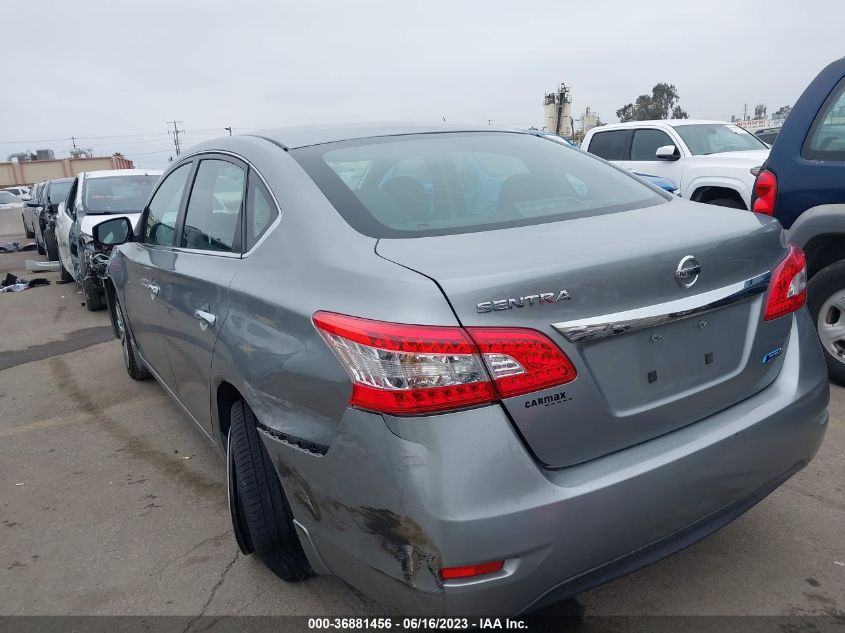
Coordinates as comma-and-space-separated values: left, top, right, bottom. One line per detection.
0, 155, 134, 187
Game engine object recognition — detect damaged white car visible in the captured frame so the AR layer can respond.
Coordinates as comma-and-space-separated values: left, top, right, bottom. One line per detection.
56, 169, 162, 310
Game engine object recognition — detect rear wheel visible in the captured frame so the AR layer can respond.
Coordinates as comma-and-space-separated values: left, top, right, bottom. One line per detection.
44, 226, 59, 261
59, 261, 73, 282
113, 294, 150, 381
228, 400, 310, 581
808, 261, 845, 385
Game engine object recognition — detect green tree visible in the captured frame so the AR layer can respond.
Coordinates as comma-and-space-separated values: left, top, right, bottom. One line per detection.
617, 83, 688, 121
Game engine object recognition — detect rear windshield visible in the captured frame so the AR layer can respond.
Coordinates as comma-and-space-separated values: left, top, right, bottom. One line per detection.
291, 132, 667, 238
83, 174, 160, 214
672, 124, 767, 155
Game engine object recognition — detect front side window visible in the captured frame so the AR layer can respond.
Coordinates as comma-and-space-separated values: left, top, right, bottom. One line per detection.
292, 132, 666, 238
803, 78, 845, 160
672, 124, 767, 155
83, 174, 160, 214
145, 164, 191, 247
181, 159, 245, 252
586, 130, 630, 160
630, 129, 675, 161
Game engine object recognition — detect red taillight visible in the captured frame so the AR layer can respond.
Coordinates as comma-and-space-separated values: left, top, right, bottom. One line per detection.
440, 560, 504, 580
764, 245, 807, 321
752, 169, 777, 215
313, 312, 576, 415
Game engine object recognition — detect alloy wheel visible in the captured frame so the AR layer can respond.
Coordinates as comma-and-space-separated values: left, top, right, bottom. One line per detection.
817, 289, 845, 364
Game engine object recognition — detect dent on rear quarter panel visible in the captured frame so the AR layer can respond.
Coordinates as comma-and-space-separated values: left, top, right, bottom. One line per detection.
260, 408, 447, 606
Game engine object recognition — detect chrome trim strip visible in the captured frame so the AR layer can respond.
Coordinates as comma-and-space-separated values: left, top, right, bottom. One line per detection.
552, 272, 771, 343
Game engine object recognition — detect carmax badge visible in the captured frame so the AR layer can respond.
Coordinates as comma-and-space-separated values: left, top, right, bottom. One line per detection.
477, 290, 571, 313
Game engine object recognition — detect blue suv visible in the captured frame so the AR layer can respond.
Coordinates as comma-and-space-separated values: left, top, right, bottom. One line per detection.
752, 57, 845, 382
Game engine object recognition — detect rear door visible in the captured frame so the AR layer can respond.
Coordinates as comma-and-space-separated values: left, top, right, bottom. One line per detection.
584, 128, 631, 167
55, 178, 78, 276
120, 162, 194, 391
158, 155, 245, 435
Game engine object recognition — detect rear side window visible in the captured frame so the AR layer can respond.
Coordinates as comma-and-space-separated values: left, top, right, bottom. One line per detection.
145, 164, 191, 247
244, 172, 278, 250
292, 132, 666, 238
630, 129, 674, 161
181, 159, 245, 252
586, 130, 630, 160
803, 77, 845, 160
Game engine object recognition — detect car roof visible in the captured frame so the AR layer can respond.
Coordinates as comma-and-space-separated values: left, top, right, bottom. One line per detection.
47, 178, 73, 184
592, 119, 730, 131
248, 122, 522, 149
79, 168, 163, 179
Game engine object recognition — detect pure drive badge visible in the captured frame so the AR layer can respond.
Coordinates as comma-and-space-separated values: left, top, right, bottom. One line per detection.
477, 290, 571, 313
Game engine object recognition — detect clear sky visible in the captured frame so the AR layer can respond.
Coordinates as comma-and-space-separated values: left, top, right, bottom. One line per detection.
2, 0, 842, 168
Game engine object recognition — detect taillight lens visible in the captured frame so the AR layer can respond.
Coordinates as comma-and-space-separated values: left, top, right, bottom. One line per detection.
313, 312, 576, 415
752, 169, 777, 215
764, 245, 807, 321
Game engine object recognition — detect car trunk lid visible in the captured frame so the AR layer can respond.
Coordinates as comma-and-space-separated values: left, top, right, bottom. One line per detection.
376, 200, 792, 467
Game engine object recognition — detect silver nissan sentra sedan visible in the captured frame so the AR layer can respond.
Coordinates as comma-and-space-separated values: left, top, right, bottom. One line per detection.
93, 124, 830, 615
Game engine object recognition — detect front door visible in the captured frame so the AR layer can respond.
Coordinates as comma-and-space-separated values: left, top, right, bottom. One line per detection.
158, 156, 246, 435
625, 127, 685, 187
119, 162, 194, 392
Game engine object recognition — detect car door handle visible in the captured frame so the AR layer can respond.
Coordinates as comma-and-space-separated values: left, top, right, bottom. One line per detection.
141, 280, 160, 298
193, 309, 217, 331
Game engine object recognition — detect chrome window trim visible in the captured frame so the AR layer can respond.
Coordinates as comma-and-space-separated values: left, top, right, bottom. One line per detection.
177, 148, 282, 258
552, 272, 771, 343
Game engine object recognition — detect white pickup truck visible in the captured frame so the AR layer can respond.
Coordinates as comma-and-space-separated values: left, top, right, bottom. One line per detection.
581, 119, 770, 209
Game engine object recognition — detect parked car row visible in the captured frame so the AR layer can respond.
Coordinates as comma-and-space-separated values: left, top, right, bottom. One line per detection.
23, 171, 161, 309
84, 116, 830, 614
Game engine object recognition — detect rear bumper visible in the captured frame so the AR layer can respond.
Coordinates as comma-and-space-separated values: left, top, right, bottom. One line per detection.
259, 309, 829, 615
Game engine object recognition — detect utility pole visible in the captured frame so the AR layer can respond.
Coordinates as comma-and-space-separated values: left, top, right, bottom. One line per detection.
167, 120, 184, 156
71, 136, 78, 149
224, 126, 232, 136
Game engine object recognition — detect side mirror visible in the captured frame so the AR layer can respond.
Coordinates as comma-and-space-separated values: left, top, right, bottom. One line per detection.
26, 200, 40, 208
655, 145, 680, 161
93, 217, 134, 247
21, 194, 31, 201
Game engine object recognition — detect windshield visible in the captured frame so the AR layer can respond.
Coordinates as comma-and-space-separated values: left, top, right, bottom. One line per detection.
82, 174, 160, 213
292, 132, 666, 238
48, 181, 72, 204
0, 191, 20, 204
672, 123, 768, 155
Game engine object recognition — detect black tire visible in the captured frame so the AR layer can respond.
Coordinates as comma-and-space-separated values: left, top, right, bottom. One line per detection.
36, 238, 46, 256
23, 217, 34, 239
44, 227, 60, 262
706, 197, 746, 210
229, 400, 310, 581
113, 294, 150, 381
807, 261, 845, 386
59, 261, 73, 282
83, 277, 104, 311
